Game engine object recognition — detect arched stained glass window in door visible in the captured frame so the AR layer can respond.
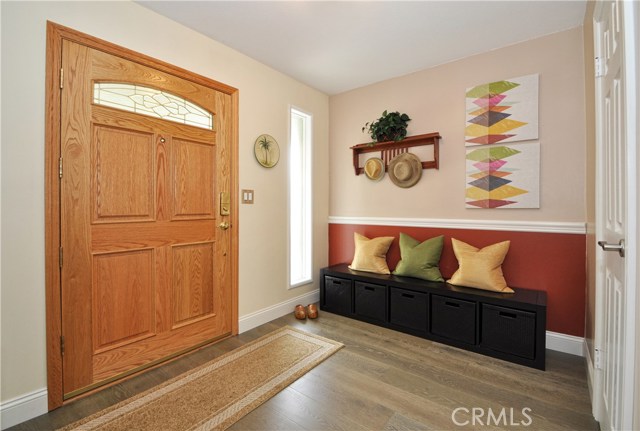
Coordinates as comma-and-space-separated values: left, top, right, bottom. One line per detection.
93, 82, 213, 130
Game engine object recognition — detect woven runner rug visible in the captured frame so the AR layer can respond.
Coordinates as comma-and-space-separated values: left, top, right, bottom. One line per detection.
61, 326, 343, 431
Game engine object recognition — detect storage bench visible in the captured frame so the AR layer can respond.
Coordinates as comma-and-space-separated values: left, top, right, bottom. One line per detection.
320, 263, 547, 370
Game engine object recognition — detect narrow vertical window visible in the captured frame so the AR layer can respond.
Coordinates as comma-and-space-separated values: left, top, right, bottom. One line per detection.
289, 108, 312, 287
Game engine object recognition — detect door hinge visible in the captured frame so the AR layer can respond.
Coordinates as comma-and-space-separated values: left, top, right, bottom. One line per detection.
59, 157, 63, 179
60, 336, 65, 356
59, 246, 63, 268
60, 68, 64, 89
594, 347, 602, 369
595, 57, 604, 78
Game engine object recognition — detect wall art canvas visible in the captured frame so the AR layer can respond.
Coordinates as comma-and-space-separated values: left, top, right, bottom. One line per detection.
465, 142, 540, 209
465, 74, 539, 146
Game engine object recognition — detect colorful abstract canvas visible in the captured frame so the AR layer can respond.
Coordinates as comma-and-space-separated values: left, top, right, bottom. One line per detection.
465, 142, 540, 209
465, 74, 539, 146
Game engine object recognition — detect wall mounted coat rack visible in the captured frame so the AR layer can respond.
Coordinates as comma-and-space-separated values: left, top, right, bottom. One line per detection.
350, 132, 441, 175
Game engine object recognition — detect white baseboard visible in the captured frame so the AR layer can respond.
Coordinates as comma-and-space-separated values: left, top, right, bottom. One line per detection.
546, 330, 585, 356
238, 289, 320, 333
0, 388, 48, 430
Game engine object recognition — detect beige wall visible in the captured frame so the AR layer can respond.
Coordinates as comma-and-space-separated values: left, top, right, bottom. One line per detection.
330, 27, 586, 223
0, 1, 329, 402
583, 0, 597, 364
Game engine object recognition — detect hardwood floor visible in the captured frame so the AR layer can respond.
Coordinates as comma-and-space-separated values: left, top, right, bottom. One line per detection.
10, 311, 598, 430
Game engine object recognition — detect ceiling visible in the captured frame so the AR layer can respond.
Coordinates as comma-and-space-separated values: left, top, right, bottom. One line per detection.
138, 1, 587, 95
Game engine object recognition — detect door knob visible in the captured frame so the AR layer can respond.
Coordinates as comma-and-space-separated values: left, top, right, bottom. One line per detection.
218, 221, 230, 230
597, 239, 625, 257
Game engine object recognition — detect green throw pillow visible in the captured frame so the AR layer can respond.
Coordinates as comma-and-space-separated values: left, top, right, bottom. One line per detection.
393, 233, 444, 282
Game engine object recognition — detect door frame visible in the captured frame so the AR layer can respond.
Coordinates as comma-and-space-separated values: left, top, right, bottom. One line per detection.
44, 22, 239, 410
592, 1, 638, 429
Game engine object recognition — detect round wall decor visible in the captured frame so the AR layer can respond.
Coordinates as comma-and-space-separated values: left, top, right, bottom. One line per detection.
254, 134, 280, 168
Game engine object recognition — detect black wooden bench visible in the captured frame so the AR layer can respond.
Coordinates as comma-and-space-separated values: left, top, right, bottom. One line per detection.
320, 263, 547, 370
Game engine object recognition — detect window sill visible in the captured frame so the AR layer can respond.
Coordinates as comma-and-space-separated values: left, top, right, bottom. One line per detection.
289, 278, 313, 289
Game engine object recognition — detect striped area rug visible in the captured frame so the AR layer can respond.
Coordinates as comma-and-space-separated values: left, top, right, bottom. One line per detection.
61, 327, 343, 431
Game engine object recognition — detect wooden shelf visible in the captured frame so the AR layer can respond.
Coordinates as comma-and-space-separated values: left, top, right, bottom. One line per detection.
350, 132, 441, 175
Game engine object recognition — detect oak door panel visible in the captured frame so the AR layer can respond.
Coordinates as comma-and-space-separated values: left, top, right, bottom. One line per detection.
92, 249, 155, 353
172, 242, 215, 327
172, 138, 215, 219
92, 125, 155, 222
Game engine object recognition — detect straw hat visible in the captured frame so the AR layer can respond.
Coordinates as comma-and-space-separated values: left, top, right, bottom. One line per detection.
388, 153, 422, 188
364, 157, 385, 181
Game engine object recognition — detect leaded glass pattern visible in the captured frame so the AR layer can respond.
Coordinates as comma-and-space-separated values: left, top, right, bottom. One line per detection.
93, 83, 213, 130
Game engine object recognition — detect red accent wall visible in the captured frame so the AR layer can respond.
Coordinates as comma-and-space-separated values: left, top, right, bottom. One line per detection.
329, 223, 586, 337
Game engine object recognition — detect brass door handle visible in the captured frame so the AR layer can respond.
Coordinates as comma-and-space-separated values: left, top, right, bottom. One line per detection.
218, 221, 230, 230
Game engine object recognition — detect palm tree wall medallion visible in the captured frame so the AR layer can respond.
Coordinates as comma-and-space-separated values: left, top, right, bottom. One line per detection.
254, 134, 280, 168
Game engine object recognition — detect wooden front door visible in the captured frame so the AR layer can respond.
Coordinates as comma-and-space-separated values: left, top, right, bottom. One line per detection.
57, 37, 235, 399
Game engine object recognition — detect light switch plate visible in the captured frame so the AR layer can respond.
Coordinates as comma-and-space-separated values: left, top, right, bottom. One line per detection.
241, 189, 254, 204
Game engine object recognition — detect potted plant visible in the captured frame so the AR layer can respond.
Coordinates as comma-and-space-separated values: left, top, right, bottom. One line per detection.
362, 110, 412, 143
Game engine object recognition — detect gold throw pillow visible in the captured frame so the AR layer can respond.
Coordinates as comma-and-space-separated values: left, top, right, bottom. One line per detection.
447, 238, 514, 293
348, 233, 394, 274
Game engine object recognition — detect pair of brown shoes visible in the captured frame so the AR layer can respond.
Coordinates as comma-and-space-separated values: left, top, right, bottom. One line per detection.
294, 304, 318, 320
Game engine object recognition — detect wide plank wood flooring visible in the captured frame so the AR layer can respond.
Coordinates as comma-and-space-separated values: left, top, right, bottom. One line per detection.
9, 311, 598, 430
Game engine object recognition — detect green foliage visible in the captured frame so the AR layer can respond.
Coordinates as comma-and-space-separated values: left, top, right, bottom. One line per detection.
362, 110, 412, 143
